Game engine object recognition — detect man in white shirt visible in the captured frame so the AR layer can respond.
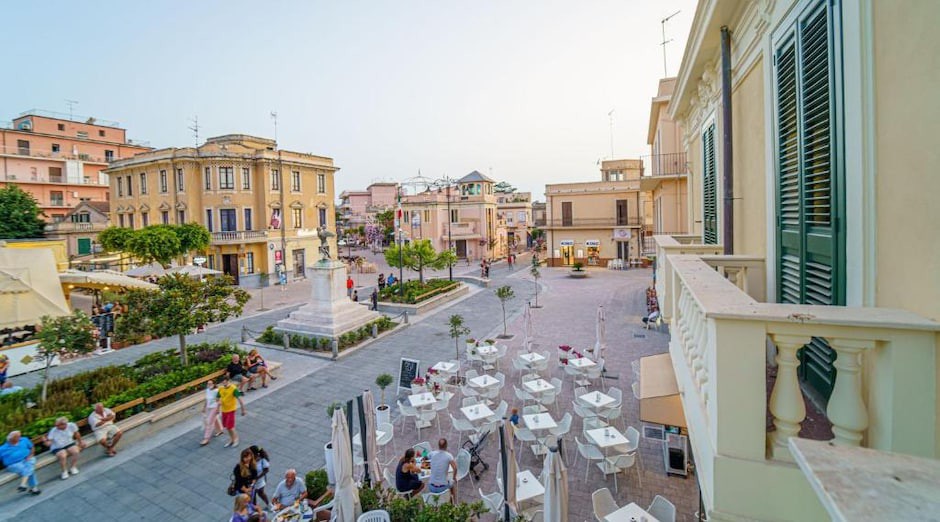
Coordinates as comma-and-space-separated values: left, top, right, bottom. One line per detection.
271, 469, 307, 510
427, 438, 458, 503
42, 417, 85, 480
88, 403, 122, 457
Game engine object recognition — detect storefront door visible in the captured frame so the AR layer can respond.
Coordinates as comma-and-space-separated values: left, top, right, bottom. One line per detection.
292, 249, 306, 278
222, 254, 240, 285
560, 246, 574, 266
455, 240, 467, 258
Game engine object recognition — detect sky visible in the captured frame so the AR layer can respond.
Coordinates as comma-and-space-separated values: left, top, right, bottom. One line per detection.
1, 0, 696, 200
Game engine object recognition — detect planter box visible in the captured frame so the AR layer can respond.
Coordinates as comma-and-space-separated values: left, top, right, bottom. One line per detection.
569, 270, 589, 278
377, 283, 468, 316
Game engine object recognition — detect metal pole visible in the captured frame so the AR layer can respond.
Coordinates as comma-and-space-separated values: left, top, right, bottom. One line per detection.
447, 180, 453, 281
278, 150, 288, 287
498, 421, 510, 522
720, 26, 734, 255
398, 187, 404, 296
356, 394, 371, 486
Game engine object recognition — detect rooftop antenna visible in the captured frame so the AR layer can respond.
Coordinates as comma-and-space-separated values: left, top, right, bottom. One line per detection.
661, 10, 681, 76
608, 109, 615, 159
65, 99, 78, 121
270, 111, 278, 148
188, 116, 200, 146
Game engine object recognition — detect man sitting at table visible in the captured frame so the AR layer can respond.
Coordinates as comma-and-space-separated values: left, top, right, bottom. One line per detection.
427, 438, 458, 503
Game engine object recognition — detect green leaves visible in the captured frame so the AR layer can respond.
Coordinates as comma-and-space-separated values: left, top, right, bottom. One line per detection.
495, 284, 515, 302
0, 184, 45, 239
96, 223, 211, 267
36, 310, 97, 361
384, 239, 455, 283
98, 226, 137, 252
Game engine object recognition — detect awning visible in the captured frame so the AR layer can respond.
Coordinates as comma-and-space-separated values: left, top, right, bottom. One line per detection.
639, 352, 687, 428
0, 246, 71, 329
59, 269, 159, 291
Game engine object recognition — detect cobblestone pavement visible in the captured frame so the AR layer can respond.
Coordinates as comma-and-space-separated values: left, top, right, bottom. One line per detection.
5, 260, 699, 521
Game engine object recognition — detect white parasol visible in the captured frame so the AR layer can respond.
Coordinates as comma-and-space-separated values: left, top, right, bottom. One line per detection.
593, 305, 606, 361
361, 391, 383, 486
541, 445, 569, 522
331, 407, 361, 522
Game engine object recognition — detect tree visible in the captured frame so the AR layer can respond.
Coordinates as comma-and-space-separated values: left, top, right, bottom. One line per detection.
384, 239, 452, 283
494, 285, 515, 337
175, 222, 211, 253
375, 373, 394, 408
97, 226, 137, 252
33, 311, 97, 401
128, 225, 182, 266
530, 256, 542, 308
0, 185, 46, 239
375, 209, 395, 237
122, 273, 250, 365
447, 314, 471, 371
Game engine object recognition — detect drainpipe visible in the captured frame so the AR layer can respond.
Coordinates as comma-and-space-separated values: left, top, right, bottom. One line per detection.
720, 26, 734, 255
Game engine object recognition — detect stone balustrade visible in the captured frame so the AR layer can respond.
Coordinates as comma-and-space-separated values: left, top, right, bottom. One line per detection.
210, 230, 268, 243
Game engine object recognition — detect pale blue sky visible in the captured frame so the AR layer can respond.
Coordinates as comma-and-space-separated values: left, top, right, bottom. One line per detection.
1, 0, 695, 199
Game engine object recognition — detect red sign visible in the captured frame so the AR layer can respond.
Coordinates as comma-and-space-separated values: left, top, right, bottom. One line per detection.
274, 250, 283, 263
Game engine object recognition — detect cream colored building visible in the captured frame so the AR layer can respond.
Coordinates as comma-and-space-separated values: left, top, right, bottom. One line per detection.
544, 159, 644, 267
338, 181, 398, 232
496, 190, 532, 252
655, 0, 940, 520
105, 134, 337, 287
43, 200, 111, 260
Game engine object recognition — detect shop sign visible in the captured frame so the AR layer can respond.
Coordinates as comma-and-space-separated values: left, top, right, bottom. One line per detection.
274, 250, 283, 263
585, 239, 601, 247
193, 256, 207, 265
559, 239, 575, 246
613, 228, 632, 241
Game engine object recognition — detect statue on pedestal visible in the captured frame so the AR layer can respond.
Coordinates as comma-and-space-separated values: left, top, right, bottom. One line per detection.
317, 226, 335, 262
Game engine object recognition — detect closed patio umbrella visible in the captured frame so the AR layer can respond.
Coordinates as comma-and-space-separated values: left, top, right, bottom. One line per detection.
523, 301, 533, 352
593, 305, 606, 361
505, 419, 519, 510
331, 407, 361, 522
362, 391, 382, 486
541, 445, 569, 522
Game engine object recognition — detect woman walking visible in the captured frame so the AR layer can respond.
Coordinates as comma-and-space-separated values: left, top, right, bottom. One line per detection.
233, 448, 258, 500
200, 380, 224, 446
250, 446, 271, 508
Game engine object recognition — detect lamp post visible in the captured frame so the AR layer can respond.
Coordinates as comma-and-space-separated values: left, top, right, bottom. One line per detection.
397, 186, 404, 297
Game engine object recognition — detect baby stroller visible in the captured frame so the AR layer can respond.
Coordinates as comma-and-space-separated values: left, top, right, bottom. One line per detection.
462, 429, 491, 480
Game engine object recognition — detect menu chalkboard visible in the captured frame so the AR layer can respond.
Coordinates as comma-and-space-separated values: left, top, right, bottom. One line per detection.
398, 357, 420, 393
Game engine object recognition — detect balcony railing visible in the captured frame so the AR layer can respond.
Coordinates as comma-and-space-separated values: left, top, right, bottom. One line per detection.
210, 230, 268, 243
0, 144, 124, 164
544, 217, 642, 228
642, 152, 688, 177
653, 235, 940, 520
45, 221, 106, 233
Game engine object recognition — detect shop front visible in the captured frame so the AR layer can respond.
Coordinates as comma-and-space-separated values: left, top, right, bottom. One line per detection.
559, 239, 575, 266
585, 239, 601, 266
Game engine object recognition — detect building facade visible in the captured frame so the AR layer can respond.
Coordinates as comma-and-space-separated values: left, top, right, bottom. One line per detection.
338, 182, 398, 233
0, 110, 150, 222
544, 159, 644, 267
43, 200, 110, 260
104, 134, 338, 287
496, 190, 532, 251
656, 0, 940, 519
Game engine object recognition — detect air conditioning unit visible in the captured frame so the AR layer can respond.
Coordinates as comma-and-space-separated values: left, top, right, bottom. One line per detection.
73, 191, 79, 198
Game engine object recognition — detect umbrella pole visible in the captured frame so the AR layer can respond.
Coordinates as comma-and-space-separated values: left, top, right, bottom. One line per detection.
498, 422, 510, 522
356, 394, 371, 486
346, 399, 355, 457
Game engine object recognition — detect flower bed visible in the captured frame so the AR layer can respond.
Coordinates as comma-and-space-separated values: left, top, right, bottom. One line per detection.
256, 316, 397, 352
0, 342, 244, 441
379, 279, 459, 304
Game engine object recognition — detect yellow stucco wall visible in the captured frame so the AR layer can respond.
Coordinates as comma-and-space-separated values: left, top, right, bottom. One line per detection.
731, 58, 767, 258
1, 238, 69, 271
872, 2, 940, 322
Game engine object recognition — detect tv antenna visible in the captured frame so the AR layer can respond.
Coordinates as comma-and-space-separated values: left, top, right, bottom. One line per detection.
270, 111, 278, 147
608, 109, 615, 159
188, 116, 200, 146
661, 10, 681, 76
65, 99, 78, 121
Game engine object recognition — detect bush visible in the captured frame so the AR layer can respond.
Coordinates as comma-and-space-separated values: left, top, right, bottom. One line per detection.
258, 326, 284, 346
305, 469, 330, 501
353, 483, 485, 522
378, 279, 458, 304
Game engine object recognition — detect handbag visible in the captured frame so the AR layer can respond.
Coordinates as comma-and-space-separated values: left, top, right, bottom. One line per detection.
226, 474, 237, 496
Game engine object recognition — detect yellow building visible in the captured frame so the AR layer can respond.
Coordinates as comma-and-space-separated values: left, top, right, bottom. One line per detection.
544, 159, 644, 267
655, 0, 940, 519
105, 134, 337, 287
496, 190, 532, 252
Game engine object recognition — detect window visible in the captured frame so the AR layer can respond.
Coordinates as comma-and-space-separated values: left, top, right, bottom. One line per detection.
177, 210, 185, 223
141, 212, 149, 227
205, 209, 214, 232
176, 168, 184, 192
318, 208, 327, 227
125, 174, 133, 196
450, 209, 458, 223
50, 191, 64, 206
518, 211, 526, 223
51, 143, 60, 153
245, 252, 255, 274
159, 170, 168, 193
271, 169, 280, 190
49, 167, 63, 183
77, 238, 92, 255
207, 255, 214, 270
291, 171, 301, 192
77, 131, 88, 139
423, 210, 431, 223
16, 140, 29, 155
127, 214, 135, 229
71, 212, 91, 223
116, 177, 123, 197
616, 199, 629, 226
219, 166, 234, 190
561, 202, 572, 226
57, 123, 65, 131
105, 150, 114, 162
118, 214, 125, 227
204, 167, 212, 190
291, 208, 303, 229
702, 123, 718, 244
220, 209, 237, 232
243, 208, 253, 231
140, 173, 147, 194
242, 167, 250, 190
52, 214, 65, 223
98, 130, 105, 137
317, 173, 325, 194
161, 211, 169, 224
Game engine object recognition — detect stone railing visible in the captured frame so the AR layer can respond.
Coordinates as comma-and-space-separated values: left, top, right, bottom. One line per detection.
660, 248, 940, 520
210, 230, 268, 243
653, 235, 722, 321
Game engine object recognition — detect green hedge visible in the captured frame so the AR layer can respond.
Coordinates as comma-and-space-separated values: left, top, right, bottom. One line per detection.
256, 316, 397, 352
379, 279, 458, 304
0, 342, 244, 441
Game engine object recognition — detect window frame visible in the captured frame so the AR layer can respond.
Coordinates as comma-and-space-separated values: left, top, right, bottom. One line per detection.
218, 166, 235, 190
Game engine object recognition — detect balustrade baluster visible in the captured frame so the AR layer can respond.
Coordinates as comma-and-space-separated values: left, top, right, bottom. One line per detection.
768, 334, 812, 460
827, 338, 872, 447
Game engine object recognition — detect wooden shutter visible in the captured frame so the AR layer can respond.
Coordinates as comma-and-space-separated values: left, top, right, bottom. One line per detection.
561, 202, 572, 226
774, 0, 843, 399
702, 123, 718, 244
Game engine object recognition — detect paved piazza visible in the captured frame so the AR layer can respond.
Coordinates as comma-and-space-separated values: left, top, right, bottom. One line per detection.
3, 255, 699, 521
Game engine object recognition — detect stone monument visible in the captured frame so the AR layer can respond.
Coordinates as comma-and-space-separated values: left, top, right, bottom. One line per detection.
276, 227, 380, 339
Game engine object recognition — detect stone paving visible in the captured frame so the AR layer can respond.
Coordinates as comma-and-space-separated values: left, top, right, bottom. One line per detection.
3, 258, 699, 521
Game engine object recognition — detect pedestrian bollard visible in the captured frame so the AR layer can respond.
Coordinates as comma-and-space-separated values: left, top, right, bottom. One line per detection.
241, 325, 249, 343
283, 333, 290, 350
372, 324, 378, 338
331, 339, 339, 360
402, 311, 409, 324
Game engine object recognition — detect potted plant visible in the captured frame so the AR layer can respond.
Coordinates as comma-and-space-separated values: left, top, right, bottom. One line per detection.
569, 262, 588, 278
375, 373, 394, 425
484, 339, 496, 345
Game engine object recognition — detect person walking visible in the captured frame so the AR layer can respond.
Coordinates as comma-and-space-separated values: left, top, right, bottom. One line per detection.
250, 445, 271, 507
346, 275, 354, 298
370, 289, 378, 311
200, 380, 224, 446
377, 273, 386, 290
218, 376, 246, 448
233, 448, 258, 500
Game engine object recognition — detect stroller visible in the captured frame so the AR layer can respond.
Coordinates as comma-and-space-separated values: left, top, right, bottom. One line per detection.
462, 428, 492, 480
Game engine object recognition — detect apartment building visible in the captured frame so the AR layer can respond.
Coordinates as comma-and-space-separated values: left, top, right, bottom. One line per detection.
43, 200, 110, 259
496, 190, 532, 251
655, 0, 940, 519
400, 170, 503, 261
338, 182, 398, 231
544, 159, 644, 267
104, 134, 337, 287
0, 110, 150, 222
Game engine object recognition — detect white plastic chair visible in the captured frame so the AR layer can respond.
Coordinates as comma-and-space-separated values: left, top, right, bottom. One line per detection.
397, 400, 418, 429
582, 417, 609, 438
572, 400, 596, 421
415, 408, 437, 437
357, 509, 391, 522
413, 441, 431, 455
479, 488, 504, 515
623, 426, 640, 454
455, 448, 472, 482
631, 381, 640, 400
422, 490, 448, 506
648, 495, 677, 522
450, 413, 479, 444
602, 453, 638, 494
460, 384, 480, 401
490, 400, 508, 422
514, 384, 535, 409
549, 412, 572, 438
592, 488, 619, 522
598, 404, 624, 431
514, 426, 538, 456
462, 396, 478, 408
575, 436, 605, 481
382, 467, 411, 497
607, 387, 623, 408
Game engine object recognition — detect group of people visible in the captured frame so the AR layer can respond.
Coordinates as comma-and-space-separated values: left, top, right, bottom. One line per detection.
230, 451, 334, 522
377, 273, 396, 290
395, 438, 458, 503
202, 351, 274, 448
0, 402, 124, 495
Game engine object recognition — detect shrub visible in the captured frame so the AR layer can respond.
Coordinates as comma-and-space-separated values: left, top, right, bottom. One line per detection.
305, 469, 330, 501
378, 279, 457, 304
258, 326, 284, 346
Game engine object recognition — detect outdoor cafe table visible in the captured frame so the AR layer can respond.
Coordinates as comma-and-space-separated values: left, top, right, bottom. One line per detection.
524, 378, 555, 395
586, 427, 632, 472
408, 392, 437, 408
604, 502, 660, 522
469, 374, 499, 389
518, 352, 545, 364
461, 403, 495, 423
523, 413, 557, 431
569, 356, 596, 386
578, 390, 615, 410
352, 430, 387, 447
516, 469, 545, 503
477, 345, 497, 356
431, 361, 457, 373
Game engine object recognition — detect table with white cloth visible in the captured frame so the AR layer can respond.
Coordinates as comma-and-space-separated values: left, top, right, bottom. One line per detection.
461, 403, 495, 424
586, 427, 633, 473
515, 469, 545, 503
431, 361, 457, 373
477, 345, 497, 356
604, 502, 660, 522
523, 413, 557, 456
568, 356, 596, 386
478, 345, 498, 370
469, 374, 499, 389
409, 392, 437, 408
518, 352, 545, 365
524, 379, 555, 407
578, 390, 615, 410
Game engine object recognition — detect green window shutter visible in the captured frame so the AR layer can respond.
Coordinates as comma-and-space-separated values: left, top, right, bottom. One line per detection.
774, 0, 844, 400
77, 238, 92, 255
702, 123, 718, 244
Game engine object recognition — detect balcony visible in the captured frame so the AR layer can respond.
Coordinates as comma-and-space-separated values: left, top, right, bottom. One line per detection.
441, 222, 480, 239
653, 235, 940, 521
210, 230, 268, 244
642, 152, 688, 177
0, 144, 123, 164
45, 221, 107, 233
543, 217, 642, 228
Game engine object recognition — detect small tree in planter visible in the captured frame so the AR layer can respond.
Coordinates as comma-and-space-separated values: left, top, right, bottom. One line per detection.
530, 256, 542, 308
33, 311, 97, 401
375, 373, 394, 424
495, 285, 515, 338
447, 314, 471, 372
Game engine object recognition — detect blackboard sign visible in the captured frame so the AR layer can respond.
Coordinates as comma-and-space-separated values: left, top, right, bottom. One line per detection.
398, 357, 420, 393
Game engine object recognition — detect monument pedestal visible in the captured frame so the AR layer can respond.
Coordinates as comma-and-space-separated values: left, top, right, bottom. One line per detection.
276, 261, 380, 339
